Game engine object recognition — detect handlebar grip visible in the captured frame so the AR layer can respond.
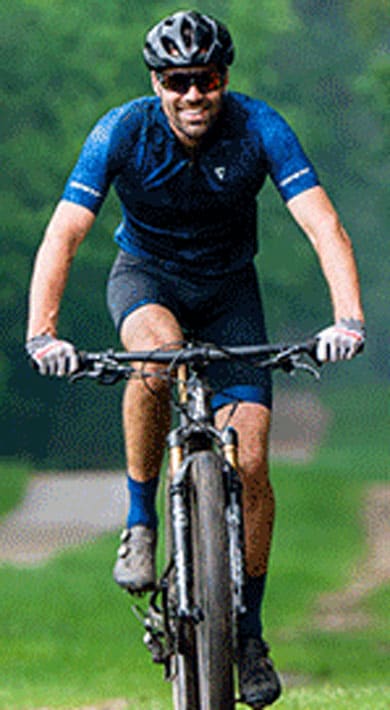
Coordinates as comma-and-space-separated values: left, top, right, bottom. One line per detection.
76, 350, 88, 366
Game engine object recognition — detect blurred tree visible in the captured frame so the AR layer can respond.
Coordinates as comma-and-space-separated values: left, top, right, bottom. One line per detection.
1, 0, 388, 466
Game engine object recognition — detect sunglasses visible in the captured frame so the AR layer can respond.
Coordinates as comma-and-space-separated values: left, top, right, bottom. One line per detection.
157, 70, 225, 95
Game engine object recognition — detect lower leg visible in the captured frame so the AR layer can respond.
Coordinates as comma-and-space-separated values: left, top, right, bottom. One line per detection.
217, 403, 274, 640
122, 376, 171, 529
239, 467, 275, 642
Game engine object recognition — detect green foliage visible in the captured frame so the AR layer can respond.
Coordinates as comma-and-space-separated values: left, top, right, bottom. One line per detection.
1, 1, 388, 466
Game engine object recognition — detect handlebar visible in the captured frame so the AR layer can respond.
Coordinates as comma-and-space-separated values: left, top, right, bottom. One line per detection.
70, 338, 320, 385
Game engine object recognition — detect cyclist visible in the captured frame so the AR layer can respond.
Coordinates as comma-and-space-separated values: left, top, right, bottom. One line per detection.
26, 11, 365, 708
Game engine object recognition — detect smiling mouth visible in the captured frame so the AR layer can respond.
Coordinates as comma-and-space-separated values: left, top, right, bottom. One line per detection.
180, 107, 208, 121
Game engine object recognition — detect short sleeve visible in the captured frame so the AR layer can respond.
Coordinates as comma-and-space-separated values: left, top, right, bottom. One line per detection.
62, 109, 120, 214
258, 105, 320, 202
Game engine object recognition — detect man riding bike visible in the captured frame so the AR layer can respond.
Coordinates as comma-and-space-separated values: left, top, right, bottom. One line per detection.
26, 11, 365, 708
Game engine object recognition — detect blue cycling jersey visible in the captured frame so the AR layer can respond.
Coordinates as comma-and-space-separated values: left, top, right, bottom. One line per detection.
63, 92, 319, 275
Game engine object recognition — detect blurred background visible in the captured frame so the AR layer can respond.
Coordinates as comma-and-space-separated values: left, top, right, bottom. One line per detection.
1, 3, 389, 708
1, 0, 388, 469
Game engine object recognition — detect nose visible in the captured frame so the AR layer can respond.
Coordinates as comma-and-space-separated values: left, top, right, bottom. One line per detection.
183, 83, 204, 102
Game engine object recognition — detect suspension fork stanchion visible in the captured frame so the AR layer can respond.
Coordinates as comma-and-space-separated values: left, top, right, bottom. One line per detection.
177, 363, 188, 410
168, 363, 194, 621
222, 428, 247, 641
167, 434, 196, 621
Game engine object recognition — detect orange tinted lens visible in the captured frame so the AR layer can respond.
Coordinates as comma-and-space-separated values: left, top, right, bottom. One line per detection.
159, 71, 223, 94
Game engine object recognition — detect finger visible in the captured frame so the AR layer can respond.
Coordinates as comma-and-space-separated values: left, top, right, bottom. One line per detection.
37, 358, 49, 376
56, 355, 67, 377
316, 338, 328, 362
48, 354, 58, 376
346, 340, 359, 360
339, 338, 352, 360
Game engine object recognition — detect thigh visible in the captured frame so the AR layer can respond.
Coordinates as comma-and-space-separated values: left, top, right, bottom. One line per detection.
197, 265, 272, 410
106, 250, 181, 336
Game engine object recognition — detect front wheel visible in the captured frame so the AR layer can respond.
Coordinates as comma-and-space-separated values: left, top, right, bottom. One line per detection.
190, 450, 234, 710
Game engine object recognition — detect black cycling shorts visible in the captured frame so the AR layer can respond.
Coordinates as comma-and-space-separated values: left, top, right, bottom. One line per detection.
107, 250, 272, 410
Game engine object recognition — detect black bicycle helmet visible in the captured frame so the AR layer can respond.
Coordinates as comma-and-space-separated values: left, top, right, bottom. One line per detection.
143, 10, 234, 71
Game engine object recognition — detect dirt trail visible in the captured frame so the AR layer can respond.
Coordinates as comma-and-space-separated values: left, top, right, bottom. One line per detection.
314, 483, 390, 631
0, 472, 126, 564
0, 391, 329, 565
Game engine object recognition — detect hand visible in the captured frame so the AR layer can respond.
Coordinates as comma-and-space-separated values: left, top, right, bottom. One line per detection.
26, 334, 79, 376
315, 319, 366, 362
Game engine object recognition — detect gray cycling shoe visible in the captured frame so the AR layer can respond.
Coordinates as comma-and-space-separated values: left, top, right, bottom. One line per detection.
113, 525, 157, 592
238, 637, 282, 708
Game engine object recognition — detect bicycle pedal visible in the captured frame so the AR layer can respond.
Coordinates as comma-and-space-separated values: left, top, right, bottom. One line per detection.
143, 630, 166, 664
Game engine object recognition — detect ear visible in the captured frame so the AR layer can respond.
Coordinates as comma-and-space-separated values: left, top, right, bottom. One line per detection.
223, 69, 229, 90
151, 71, 162, 97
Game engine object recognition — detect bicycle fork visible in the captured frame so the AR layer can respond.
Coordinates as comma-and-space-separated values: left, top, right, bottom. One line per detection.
168, 431, 204, 623
168, 427, 246, 626
136, 426, 247, 678
222, 428, 247, 622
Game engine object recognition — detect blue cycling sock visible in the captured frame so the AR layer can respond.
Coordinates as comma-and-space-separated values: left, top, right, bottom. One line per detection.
238, 574, 267, 641
126, 475, 159, 530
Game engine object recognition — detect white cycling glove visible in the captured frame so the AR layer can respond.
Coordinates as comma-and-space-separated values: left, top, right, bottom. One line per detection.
315, 318, 365, 363
26, 334, 79, 376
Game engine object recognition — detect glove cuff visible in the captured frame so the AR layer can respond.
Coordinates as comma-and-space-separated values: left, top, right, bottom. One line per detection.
337, 318, 366, 337
25, 334, 55, 357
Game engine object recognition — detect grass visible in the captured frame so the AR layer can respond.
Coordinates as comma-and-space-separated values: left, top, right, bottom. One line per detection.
0, 384, 388, 707
1, 467, 389, 708
0, 460, 29, 517
275, 684, 390, 709
314, 381, 389, 479
0, 534, 172, 709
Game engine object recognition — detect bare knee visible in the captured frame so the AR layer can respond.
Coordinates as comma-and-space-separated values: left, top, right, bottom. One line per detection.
120, 304, 183, 351
120, 304, 183, 390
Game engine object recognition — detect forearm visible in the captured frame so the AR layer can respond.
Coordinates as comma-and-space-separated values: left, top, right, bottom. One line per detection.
27, 235, 75, 339
27, 201, 95, 339
313, 222, 364, 323
288, 186, 364, 323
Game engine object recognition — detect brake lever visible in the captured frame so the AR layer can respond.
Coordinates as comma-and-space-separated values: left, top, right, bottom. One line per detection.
288, 355, 321, 380
69, 356, 134, 385
258, 350, 321, 380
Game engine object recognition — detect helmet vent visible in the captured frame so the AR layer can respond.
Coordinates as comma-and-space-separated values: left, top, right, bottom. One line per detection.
162, 37, 179, 57
182, 19, 193, 49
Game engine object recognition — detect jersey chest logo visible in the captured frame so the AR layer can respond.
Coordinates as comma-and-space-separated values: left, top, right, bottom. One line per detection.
214, 166, 226, 181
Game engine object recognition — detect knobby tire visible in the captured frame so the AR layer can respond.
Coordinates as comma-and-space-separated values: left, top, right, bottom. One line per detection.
190, 450, 234, 710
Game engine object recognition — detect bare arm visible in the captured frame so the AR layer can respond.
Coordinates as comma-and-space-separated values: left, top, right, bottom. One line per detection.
27, 200, 96, 340
287, 185, 364, 323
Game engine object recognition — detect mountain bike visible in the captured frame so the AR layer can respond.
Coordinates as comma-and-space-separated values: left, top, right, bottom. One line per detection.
71, 338, 319, 709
